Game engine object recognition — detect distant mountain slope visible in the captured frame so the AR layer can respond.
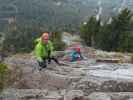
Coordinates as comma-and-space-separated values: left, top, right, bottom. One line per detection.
0, 0, 132, 32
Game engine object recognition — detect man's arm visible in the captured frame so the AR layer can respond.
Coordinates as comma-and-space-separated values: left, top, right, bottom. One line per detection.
35, 44, 43, 62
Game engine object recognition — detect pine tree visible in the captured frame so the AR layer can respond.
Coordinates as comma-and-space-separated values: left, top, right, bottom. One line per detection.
81, 8, 133, 53
109, 8, 132, 52
80, 16, 101, 46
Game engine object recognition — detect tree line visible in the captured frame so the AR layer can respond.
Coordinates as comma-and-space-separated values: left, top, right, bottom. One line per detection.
80, 8, 133, 53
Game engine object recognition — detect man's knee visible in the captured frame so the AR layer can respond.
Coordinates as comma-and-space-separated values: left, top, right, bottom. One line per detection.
38, 60, 47, 68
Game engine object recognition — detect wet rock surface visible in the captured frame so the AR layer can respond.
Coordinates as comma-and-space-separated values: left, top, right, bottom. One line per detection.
87, 92, 133, 100
1, 50, 133, 99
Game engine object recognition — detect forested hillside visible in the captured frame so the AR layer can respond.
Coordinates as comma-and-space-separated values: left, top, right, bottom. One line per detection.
0, 0, 133, 32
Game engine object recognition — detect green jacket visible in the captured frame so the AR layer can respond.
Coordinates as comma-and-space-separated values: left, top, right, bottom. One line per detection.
35, 38, 54, 61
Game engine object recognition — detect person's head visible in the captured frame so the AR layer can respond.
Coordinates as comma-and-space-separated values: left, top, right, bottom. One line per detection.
74, 47, 81, 53
41, 32, 49, 44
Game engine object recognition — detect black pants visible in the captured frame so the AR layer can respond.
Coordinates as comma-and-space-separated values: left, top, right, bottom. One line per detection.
38, 57, 60, 69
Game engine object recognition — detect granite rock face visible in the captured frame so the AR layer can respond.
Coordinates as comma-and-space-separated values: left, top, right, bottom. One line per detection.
2, 48, 133, 100
87, 92, 133, 100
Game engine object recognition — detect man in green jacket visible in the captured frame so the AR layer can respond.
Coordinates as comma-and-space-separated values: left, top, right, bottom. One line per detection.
35, 32, 60, 70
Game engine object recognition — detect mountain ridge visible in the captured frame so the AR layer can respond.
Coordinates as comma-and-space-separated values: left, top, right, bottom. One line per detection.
0, 0, 132, 31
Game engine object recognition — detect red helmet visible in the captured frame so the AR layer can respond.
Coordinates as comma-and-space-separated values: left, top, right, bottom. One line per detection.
74, 47, 81, 52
